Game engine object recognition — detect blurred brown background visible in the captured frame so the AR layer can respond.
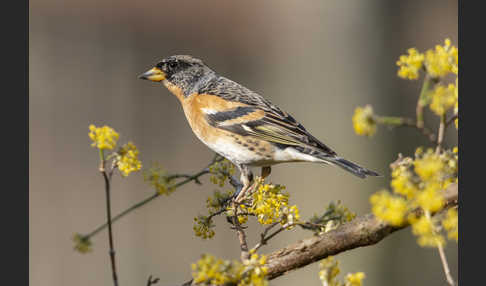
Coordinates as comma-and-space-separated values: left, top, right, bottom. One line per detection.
30, 0, 458, 285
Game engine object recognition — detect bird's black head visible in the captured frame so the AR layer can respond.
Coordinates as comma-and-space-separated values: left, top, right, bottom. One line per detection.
139, 55, 215, 95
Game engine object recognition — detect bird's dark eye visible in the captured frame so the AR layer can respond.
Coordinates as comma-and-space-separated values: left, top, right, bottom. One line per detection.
169, 61, 178, 69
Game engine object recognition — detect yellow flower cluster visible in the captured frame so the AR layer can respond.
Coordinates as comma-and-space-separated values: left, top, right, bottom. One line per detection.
241, 252, 269, 286
191, 253, 268, 286
410, 215, 445, 247
424, 38, 458, 78
396, 48, 425, 80
319, 256, 340, 286
193, 215, 215, 239
318, 256, 365, 286
345, 272, 366, 286
209, 159, 236, 187
352, 105, 376, 137
307, 201, 357, 234
226, 204, 250, 225
370, 191, 408, 226
72, 233, 93, 254
369, 148, 458, 247
117, 142, 142, 177
429, 83, 457, 116
143, 164, 175, 195
88, 124, 119, 150
396, 38, 458, 80
442, 208, 458, 241
244, 178, 300, 227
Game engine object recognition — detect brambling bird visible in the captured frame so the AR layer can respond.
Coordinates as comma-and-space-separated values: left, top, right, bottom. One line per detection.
139, 55, 379, 201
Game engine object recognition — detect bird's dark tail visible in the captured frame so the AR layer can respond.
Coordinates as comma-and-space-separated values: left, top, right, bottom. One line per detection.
320, 156, 381, 179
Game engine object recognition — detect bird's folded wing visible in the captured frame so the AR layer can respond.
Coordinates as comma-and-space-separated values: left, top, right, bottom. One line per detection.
204, 105, 337, 156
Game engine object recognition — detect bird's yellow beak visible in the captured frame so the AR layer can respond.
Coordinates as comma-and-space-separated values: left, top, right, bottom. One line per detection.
138, 67, 166, 82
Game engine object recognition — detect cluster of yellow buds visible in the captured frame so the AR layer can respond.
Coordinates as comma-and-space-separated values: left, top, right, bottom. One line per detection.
193, 215, 216, 239
143, 164, 175, 195
89, 124, 142, 177
191, 253, 268, 286
370, 147, 458, 247
72, 233, 93, 254
89, 124, 119, 150
117, 142, 142, 176
307, 201, 357, 234
397, 38, 457, 80
351, 105, 376, 137
245, 178, 300, 227
429, 80, 458, 117
208, 158, 236, 187
318, 256, 365, 286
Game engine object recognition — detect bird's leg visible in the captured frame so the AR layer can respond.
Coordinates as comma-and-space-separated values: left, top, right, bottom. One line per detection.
261, 166, 271, 180
234, 165, 254, 204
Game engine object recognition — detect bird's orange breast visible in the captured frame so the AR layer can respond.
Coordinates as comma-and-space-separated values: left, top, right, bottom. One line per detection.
181, 93, 247, 143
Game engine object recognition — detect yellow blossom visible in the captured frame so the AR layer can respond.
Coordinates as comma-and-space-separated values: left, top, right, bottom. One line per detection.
208, 159, 236, 187
319, 256, 365, 286
396, 48, 425, 79
246, 179, 300, 226
390, 166, 418, 199
318, 257, 340, 286
117, 142, 142, 176
88, 124, 119, 150
429, 83, 456, 116
413, 149, 445, 182
411, 215, 445, 247
307, 201, 356, 234
143, 164, 176, 195
193, 215, 215, 239
72, 233, 93, 254
424, 38, 458, 78
352, 105, 376, 137
442, 208, 458, 242
416, 183, 444, 212
345, 272, 366, 286
242, 253, 269, 286
370, 190, 407, 226
191, 253, 268, 286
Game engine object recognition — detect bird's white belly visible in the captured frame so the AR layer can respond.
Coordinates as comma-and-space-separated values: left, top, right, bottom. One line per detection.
199, 134, 324, 167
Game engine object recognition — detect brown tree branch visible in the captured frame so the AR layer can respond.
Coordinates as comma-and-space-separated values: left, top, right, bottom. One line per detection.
264, 183, 457, 280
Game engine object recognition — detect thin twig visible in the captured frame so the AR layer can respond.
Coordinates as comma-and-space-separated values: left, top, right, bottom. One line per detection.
251, 223, 292, 253
436, 114, 447, 153
101, 157, 119, 286
250, 222, 280, 252
446, 113, 458, 128
399, 119, 437, 143
146, 275, 159, 286
83, 156, 222, 240
377, 116, 436, 143
426, 209, 456, 286
232, 202, 250, 261
437, 243, 456, 286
